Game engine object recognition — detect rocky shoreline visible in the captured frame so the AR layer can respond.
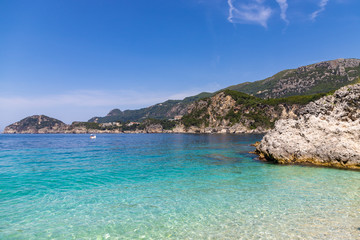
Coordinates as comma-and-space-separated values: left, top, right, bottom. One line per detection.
3, 124, 267, 134
2, 115, 269, 134
255, 84, 360, 170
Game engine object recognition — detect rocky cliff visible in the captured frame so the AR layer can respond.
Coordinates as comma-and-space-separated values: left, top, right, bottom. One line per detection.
179, 90, 324, 134
256, 83, 360, 170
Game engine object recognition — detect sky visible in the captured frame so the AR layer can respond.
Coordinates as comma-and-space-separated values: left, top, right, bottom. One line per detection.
1, 0, 360, 130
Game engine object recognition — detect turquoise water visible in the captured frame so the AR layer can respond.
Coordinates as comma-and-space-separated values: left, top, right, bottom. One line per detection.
0, 134, 359, 239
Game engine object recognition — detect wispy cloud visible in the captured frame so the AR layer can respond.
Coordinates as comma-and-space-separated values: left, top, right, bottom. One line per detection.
227, 0, 272, 28
275, 0, 289, 24
0, 89, 208, 110
226, 0, 337, 27
310, 0, 329, 20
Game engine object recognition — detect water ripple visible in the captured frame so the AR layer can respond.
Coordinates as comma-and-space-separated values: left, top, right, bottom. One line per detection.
0, 134, 359, 239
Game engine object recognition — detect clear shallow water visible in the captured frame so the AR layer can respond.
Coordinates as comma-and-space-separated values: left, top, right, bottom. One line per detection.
0, 134, 359, 240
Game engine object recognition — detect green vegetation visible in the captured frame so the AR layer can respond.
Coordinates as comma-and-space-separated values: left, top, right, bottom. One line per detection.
224, 61, 360, 98
70, 122, 102, 130
88, 92, 213, 124
225, 69, 293, 96
223, 89, 331, 128
223, 89, 327, 106
122, 122, 141, 131
224, 108, 240, 123
88, 59, 360, 130
223, 90, 261, 107
182, 89, 337, 131
182, 108, 209, 128
181, 99, 211, 128
87, 89, 215, 125
264, 93, 327, 105
70, 118, 178, 132
245, 112, 275, 130
182, 92, 214, 104
142, 118, 177, 130
17, 115, 65, 130
224, 108, 274, 129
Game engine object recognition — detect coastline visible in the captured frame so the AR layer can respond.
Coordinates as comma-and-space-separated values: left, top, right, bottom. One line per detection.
2, 125, 270, 135
1, 129, 269, 134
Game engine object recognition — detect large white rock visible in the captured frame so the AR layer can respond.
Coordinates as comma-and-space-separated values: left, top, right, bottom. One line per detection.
256, 83, 360, 170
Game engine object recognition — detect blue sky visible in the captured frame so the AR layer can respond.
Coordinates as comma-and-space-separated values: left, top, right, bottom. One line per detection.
1, 0, 360, 130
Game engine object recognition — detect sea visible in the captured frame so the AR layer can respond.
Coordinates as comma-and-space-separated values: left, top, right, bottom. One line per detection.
0, 134, 359, 239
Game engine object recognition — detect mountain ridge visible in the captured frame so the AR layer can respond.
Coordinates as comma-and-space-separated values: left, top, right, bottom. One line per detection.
226, 58, 360, 98
89, 58, 360, 124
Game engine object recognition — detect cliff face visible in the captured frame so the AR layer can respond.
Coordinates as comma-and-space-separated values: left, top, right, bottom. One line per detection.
256, 84, 360, 170
228, 58, 360, 98
4, 115, 68, 134
180, 91, 303, 134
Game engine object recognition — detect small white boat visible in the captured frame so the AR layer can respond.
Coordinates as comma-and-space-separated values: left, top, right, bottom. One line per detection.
90, 134, 96, 139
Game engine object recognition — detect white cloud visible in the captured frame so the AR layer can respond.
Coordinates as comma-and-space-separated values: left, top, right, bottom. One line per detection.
226, 0, 338, 27
310, 0, 329, 20
227, 0, 272, 28
275, 0, 289, 24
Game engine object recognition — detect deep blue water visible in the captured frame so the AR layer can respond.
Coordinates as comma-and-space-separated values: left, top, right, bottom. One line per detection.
0, 134, 359, 239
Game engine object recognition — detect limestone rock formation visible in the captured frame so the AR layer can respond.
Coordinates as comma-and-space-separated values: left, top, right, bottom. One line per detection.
181, 91, 303, 134
256, 84, 360, 169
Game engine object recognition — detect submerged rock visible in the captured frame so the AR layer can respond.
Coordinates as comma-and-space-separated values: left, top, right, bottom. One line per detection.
256, 84, 360, 170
